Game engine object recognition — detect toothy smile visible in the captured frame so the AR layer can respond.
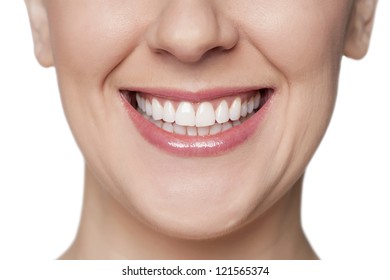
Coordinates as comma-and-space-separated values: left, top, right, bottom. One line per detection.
121, 88, 272, 137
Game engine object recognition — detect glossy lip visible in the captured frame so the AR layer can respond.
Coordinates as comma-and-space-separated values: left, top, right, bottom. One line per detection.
119, 88, 275, 157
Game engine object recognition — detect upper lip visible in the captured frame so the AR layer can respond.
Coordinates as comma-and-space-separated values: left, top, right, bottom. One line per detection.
119, 86, 273, 103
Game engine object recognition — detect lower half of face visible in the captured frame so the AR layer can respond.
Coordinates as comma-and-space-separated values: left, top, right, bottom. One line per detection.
47, 0, 350, 239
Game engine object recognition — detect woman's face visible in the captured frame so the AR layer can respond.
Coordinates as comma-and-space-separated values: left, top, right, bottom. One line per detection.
28, 0, 373, 238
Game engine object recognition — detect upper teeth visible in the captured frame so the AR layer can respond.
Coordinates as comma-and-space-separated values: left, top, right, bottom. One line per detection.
135, 93, 262, 134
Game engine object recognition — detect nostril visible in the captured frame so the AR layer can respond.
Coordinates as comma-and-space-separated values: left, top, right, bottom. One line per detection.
154, 48, 169, 56
209, 46, 228, 55
144, 1, 239, 64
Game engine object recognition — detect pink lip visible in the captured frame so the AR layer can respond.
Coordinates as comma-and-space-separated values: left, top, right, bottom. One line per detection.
120, 88, 274, 157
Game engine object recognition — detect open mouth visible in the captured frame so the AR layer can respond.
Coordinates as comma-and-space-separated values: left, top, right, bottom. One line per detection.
120, 87, 274, 156
121, 88, 273, 137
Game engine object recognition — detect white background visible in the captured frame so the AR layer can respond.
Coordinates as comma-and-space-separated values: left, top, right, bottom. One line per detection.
0, 1, 389, 261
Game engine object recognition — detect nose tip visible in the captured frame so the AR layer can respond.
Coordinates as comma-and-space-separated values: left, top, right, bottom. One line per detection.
151, 28, 237, 63
145, 1, 238, 63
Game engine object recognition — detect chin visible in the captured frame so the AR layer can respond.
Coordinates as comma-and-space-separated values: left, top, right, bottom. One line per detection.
140, 206, 250, 240
122, 175, 262, 240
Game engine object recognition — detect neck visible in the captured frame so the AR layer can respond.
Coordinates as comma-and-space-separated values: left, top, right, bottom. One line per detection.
61, 167, 317, 260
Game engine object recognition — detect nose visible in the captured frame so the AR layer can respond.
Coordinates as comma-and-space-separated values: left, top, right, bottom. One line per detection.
145, 0, 239, 63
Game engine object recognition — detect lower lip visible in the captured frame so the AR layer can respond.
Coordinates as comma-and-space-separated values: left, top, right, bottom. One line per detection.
120, 92, 273, 157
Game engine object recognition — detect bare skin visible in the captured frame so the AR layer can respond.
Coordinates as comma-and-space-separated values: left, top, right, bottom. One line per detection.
25, 0, 377, 259
61, 169, 316, 259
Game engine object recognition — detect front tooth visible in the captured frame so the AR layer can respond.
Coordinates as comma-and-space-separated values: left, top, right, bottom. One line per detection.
196, 102, 215, 127
152, 98, 163, 120
229, 97, 241, 121
187, 126, 197, 136
254, 94, 261, 109
197, 127, 209, 136
241, 100, 248, 117
162, 122, 174, 133
215, 100, 229, 124
173, 124, 186, 135
163, 101, 175, 123
145, 99, 152, 116
233, 120, 241, 127
176, 102, 196, 126
210, 123, 222, 135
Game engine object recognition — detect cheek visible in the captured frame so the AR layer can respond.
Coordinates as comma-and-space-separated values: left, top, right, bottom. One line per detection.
232, 1, 352, 204
44, 1, 151, 169
238, 1, 351, 78
46, 1, 150, 82
239, 0, 351, 156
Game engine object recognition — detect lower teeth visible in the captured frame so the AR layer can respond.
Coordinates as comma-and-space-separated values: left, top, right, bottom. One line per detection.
138, 108, 255, 136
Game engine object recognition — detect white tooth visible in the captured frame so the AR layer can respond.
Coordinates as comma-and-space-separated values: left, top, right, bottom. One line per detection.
241, 100, 248, 117
187, 126, 197, 136
136, 93, 142, 108
173, 124, 186, 135
141, 97, 146, 112
152, 98, 163, 120
229, 97, 241, 121
210, 123, 222, 135
162, 122, 174, 133
175, 102, 196, 126
152, 120, 163, 128
215, 100, 229, 124
196, 102, 215, 127
145, 99, 152, 116
254, 93, 261, 109
222, 122, 233, 132
163, 101, 175, 123
248, 97, 254, 114
197, 127, 209, 136
233, 121, 241, 127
